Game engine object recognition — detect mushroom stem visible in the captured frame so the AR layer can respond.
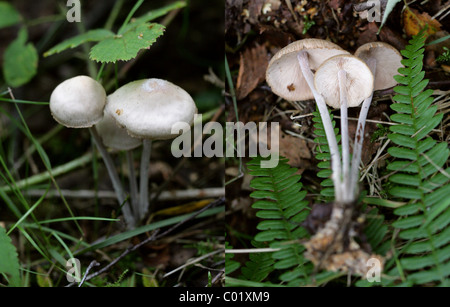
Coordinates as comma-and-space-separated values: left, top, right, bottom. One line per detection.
139, 139, 152, 219
90, 127, 135, 228
297, 51, 343, 201
338, 69, 351, 202
126, 150, 139, 221
349, 58, 377, 199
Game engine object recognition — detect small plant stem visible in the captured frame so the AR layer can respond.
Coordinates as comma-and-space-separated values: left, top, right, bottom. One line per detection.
126, 150, 139, 221
90, 127, 135, 228
349, 59, 377, 199
297, 51, 343, 201
338, 69, 350, 202
139, 139, 152, 219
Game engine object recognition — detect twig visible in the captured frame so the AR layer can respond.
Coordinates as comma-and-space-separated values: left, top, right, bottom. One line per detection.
24, 187, 225, 201
163, 249, 223, 278
78, 260, 100, 287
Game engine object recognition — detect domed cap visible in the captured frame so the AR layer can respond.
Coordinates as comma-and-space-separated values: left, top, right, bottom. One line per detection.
354, 42, 402, 90
95, 109, 142, 151
266, 38, 349, 101
50, 75, 106, 128
314, 54, 374, 109
105, 78, 197, 140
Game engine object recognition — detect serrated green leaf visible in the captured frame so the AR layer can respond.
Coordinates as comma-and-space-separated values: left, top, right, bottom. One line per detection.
0, 2, 21, 29
3, 28, 38, 87
0, 226, 21, 286
90, 22, 165, 63
44, 29, 114, 57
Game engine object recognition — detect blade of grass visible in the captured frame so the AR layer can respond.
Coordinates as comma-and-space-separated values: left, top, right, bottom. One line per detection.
38, 216, 120, 225
7, 186, 50, 235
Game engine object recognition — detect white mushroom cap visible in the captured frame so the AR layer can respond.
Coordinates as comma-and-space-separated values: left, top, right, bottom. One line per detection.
354, 42, 402, 90
105, 78, 197, 140
266, 38, 350, 101
95, 109, 142, 151
314, 54, 374, 109
50, 75, 106, 128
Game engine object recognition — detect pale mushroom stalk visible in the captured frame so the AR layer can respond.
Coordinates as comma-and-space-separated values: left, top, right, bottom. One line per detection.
126, 150, 139, 220
297, 51, 343, 201
139, 139, 152, 219
314, 55, 374, 204
338, 69, 350, 201
349, 58, 377, 199
90, 127, 135, 228
351, 42, 402, 200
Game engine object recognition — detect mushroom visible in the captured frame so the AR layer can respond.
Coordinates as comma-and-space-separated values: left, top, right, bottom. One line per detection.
95, 111, 142, 152
105, 78, 197, 220
314, 54, 374, 202
49, 75, 135, 228
50, 75, 105, 128
350, 42, 403, 198
266, 38, 350, 101
266, 38, 349, 201
95, 111, 142, 220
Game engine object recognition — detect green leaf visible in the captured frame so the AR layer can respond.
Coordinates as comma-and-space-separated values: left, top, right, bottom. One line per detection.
44, 29, 115, 57
3, 28, 38, 87
0, 2, 21, 29
90, 22, 165, 63
121, 1, 186, 33
0, 226, 21, 286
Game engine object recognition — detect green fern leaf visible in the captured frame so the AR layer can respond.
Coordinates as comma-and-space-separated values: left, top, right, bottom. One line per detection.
312, 109, 340, 201
244, 155, 311, 284
384, 30, 450, 286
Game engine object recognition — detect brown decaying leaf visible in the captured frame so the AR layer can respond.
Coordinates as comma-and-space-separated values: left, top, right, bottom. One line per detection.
236, 44, 268, 100
403, 7, 442, 37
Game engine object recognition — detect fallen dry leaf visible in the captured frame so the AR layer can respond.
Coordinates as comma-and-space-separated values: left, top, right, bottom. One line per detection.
236, 44, 268, 100
403, 7, 442, 37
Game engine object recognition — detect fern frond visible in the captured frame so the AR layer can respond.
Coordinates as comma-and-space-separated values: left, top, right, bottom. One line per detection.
385, 30, 450, 286
246, 155, 311, 284
312, 109, 341, 200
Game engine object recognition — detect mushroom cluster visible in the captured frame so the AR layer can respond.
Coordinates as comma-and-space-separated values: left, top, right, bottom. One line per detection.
49, 76, 197, 229
266, 38, 402, 276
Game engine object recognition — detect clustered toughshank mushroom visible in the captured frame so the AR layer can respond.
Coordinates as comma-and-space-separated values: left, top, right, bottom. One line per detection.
266, 38, 403, 277
49, 76, 196, 229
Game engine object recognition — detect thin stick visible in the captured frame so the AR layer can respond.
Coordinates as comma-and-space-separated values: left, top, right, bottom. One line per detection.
297, 51, 342, 201
78, 260, 100, 287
